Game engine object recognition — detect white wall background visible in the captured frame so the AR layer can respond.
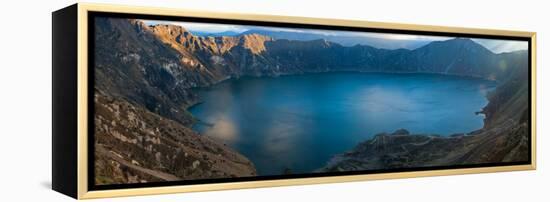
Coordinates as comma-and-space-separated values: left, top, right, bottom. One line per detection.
0, 0, 547, 201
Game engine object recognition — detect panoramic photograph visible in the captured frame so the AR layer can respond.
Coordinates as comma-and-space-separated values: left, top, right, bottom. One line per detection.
92, 16, 530, 185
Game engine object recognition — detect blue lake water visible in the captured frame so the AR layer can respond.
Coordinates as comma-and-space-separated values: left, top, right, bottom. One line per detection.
188, 72, 495, 175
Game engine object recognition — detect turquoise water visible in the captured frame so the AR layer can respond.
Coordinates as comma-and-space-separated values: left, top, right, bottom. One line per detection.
188, 72, 495, 175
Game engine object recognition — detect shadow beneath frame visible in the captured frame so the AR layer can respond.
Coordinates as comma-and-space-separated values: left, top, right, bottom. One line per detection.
40, 181, 52, 189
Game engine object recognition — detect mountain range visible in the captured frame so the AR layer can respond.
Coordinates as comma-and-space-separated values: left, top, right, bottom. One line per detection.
95, 17, 527, 124
191, 28, 438, 50
240, 29, 435, 49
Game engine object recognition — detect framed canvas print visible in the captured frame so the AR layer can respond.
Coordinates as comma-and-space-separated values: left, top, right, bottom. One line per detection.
52, 3, 536, 199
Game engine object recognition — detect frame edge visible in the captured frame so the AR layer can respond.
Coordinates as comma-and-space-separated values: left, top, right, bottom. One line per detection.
52, 3, 79, 199
74, 3, 538, 199
530, 32, 537, 170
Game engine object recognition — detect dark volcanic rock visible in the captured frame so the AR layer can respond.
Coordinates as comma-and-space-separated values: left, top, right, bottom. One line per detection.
319, 120, 528, 172
391, 129, 410, 136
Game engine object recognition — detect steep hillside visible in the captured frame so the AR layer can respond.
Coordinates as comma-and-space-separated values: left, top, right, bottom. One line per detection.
94, 91, 255, 185
482, 50, 529, 127
94, 18, 201, 126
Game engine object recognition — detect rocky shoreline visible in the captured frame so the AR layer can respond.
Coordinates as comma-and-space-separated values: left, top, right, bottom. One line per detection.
319, 121, 528, 172
318, 64, 529, 172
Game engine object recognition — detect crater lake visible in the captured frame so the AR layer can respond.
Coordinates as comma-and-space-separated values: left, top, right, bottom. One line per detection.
188, 72, 496, 175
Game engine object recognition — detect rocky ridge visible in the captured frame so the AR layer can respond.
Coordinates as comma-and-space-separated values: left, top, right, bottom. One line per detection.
95, 17, 527, 127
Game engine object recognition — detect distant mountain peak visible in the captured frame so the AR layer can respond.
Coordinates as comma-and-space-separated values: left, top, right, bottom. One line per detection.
449, 37, 474, 42
418, 37, 493, 54
445, 38, 484, 47
434, 37, 476, 45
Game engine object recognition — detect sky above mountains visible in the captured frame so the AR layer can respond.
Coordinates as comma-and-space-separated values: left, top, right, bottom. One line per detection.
143, 20, 528, 53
